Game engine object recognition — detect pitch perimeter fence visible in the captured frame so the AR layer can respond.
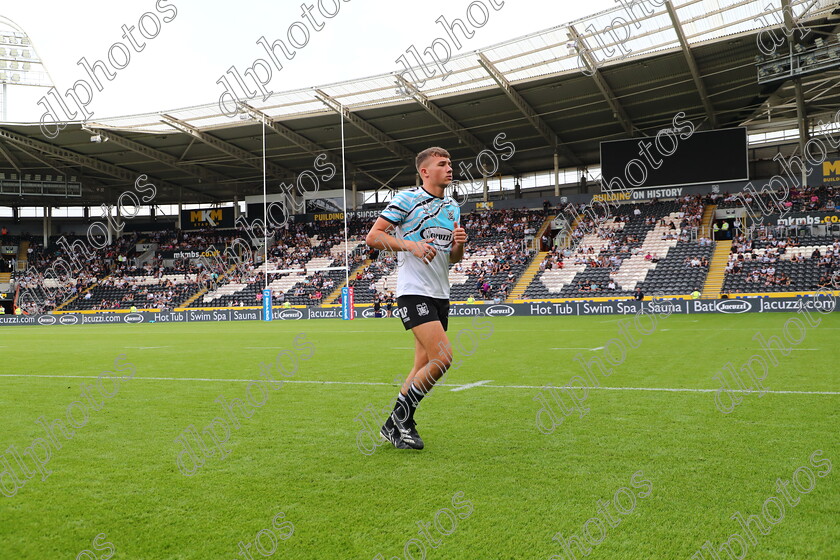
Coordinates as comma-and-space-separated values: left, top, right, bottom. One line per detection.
0, 296, 837, 326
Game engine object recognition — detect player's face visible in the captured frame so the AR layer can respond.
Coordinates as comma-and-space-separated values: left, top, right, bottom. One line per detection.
423, 156, 452, 188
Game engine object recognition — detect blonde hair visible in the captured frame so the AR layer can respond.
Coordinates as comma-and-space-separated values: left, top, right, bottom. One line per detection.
415, 147, 450, 173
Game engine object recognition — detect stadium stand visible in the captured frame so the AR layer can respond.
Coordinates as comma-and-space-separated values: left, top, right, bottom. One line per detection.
524, 197, 714, 298
193, 220, 363, 308
722, 231, 840, 293
7, 193, 839, 313
716, 184, 839, 214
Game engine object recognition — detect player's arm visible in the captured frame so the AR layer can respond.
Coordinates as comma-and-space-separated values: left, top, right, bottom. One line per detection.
366, 218, 437, 263
450, 223, 467, 264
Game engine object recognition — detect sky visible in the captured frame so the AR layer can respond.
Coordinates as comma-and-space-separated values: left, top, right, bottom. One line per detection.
1, 0, 619, 123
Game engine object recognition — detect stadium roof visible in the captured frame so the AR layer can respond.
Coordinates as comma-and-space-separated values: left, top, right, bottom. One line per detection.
0, 0, 839, 206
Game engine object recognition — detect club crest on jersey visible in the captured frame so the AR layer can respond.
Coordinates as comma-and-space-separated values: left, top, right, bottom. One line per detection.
446, 208, 454, 220
416, 303, 429, 316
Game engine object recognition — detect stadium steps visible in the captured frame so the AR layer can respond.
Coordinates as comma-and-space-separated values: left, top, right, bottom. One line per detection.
534, 215, 555, 248
507, 252, 548, 300
328, 259, 370, 304
54, 280, 101, 311
53, 294, 79, 311
701, 240, 732, 298
700, 204, 716, 238
0, 272, 10, 283
561, 215, 583, 249
190, 262, 243, 305
178, 288, 208, 309
17, 240, 29, 269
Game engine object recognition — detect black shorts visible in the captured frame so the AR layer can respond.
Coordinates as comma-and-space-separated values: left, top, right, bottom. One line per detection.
395, 295, 450, 331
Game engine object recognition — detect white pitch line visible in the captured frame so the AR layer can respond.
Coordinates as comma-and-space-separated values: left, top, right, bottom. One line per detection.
0, 375, 837, 395
483, 385, 840, 396
0, 374, 395, 385
450, 380, 492, 392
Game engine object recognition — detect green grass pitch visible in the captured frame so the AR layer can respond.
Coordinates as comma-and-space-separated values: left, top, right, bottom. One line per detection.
1, 313, 838, 559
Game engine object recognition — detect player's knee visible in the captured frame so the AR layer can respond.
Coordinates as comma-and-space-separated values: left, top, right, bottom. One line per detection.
416, 349, 429, 366
426, 356, 450, 377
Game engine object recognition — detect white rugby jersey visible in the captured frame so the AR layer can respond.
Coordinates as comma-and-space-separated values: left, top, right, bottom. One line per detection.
380, 187, 461, 300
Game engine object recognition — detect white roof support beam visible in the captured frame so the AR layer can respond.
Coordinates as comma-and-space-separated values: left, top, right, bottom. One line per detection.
394, 75, 488, 157
665, 2, 718, 129
237, 102, 390, 189
0, 142, 22, 172
314, 89, 416, 164
477, 52, 582, 166
0, 126, 185, 197
83, 127, 235, 186
568, 25, 635, 137
161, 114, 293, 180
394, 75, 517, 175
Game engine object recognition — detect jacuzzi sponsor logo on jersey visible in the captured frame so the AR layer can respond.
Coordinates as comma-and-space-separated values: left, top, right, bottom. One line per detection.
422, 226, 453, 249
485, 305, 515, 317
715, 300, 751, 313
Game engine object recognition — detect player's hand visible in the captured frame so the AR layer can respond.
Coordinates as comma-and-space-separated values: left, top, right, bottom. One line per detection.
453, 223, 467, 245
409, 240, 437, 264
